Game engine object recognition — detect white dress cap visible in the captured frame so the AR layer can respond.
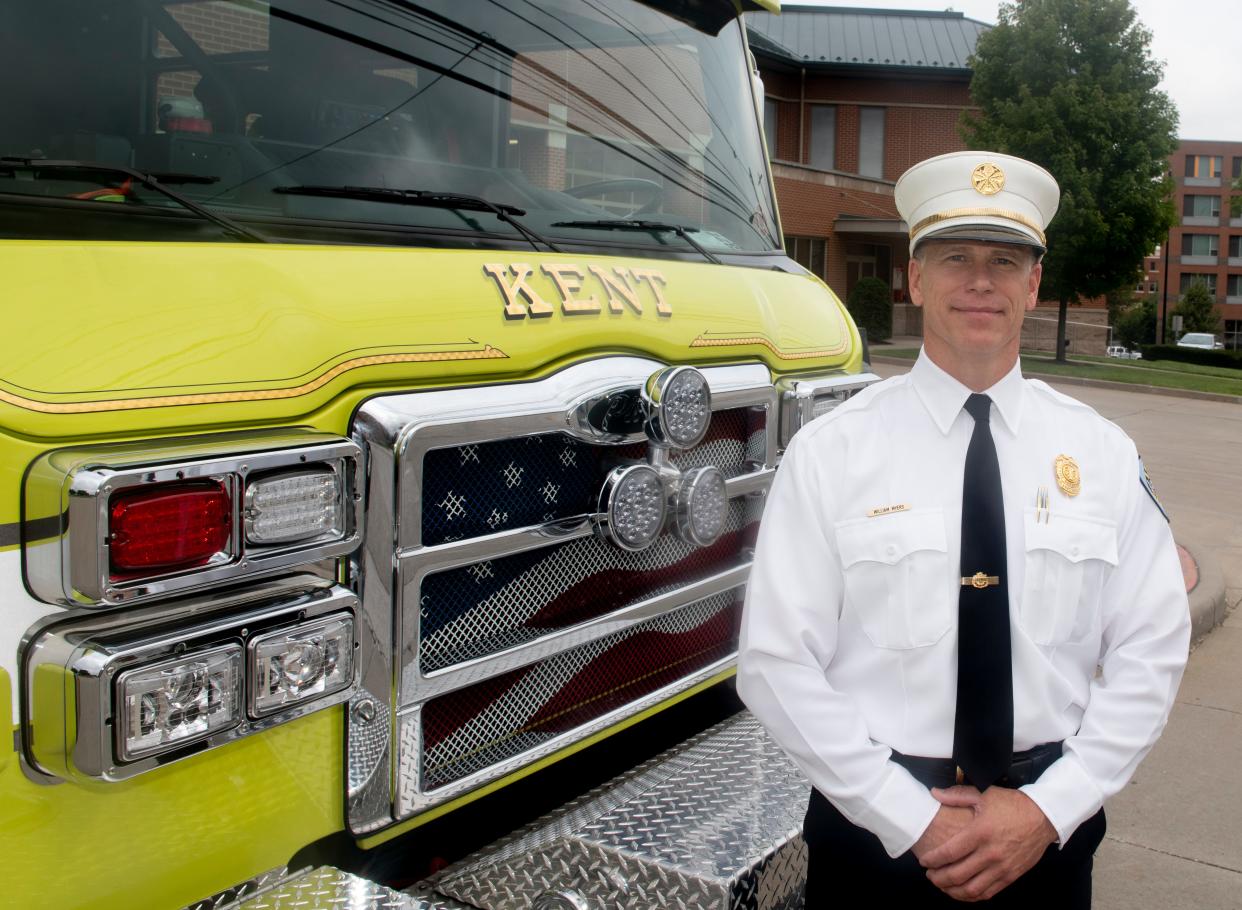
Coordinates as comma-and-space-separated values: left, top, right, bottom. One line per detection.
894, 151, 1060, 255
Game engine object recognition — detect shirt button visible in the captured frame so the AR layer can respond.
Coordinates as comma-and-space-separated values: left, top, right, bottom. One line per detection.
1071, 545, 1080, 557
886, 544, 897, 556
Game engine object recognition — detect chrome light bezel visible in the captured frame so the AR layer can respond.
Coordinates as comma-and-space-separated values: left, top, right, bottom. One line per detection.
642, 366, 712, 449
673, 466, 729, 548
776, 372, 881, 448
22, 578, 358, 782
595, 463, 667, 552
23, 431, 362, 608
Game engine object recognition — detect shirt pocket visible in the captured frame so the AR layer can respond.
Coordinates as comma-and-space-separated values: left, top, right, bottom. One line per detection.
1020, 508, 1118, 646
835, 508, 952, 650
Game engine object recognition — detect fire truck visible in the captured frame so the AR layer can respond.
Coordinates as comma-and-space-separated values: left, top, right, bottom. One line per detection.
0, 1, 877, 906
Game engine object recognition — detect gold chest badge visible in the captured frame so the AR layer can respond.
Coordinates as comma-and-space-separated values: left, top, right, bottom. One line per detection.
971, 162, 1005, 196
1054, 454, 1081, 497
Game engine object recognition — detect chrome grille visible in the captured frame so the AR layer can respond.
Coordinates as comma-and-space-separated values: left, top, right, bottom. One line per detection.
350, 358, 778, 833
419, 499, 755, 673
421, 591, 741, 790
420, 408, 761, 547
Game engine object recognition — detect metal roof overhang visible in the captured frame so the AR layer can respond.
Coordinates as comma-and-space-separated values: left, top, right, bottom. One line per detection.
834, 218, 908, 236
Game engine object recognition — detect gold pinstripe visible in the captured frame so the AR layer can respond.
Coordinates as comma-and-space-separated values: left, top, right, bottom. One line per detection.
0, 347, 508, 414
690, 333, 849, 359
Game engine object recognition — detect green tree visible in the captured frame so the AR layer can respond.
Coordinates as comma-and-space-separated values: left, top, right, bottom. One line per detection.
1105, 279, 1140, 330
962, 0, 1178, 361
1173, 280, 1220, 335
846, 277, 893, 343
1113, 298, 1156, 351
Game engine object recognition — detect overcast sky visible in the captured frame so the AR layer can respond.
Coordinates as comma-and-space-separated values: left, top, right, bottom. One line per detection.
787, 1, 1242, 142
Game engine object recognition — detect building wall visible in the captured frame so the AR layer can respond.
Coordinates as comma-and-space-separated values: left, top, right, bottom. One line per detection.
759, 55, 1145, 340
760, 63, 975, 322
1157, 139, 1242, 347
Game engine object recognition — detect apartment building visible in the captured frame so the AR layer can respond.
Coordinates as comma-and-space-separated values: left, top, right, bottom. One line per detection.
1155, 140, 1242, 347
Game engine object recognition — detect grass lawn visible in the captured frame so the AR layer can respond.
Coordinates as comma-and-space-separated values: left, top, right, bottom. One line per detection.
871, 345, 1242, 397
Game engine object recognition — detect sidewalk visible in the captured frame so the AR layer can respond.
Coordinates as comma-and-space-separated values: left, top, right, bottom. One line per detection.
1094, 544, 1242, 908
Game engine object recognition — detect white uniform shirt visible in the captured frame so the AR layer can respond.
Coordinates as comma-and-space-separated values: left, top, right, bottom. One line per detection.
737, 351, 1190, 858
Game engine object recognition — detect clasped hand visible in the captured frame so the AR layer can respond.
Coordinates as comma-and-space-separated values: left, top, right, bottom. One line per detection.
910, 785, 1058, 902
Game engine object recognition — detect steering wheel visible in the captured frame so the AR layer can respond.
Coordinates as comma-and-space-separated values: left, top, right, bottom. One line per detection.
563, 177, 664, 216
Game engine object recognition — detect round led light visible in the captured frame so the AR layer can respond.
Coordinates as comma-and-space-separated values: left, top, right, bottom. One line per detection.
642, 366, 712, 449
675, 466, 729, 547
597, 465, 667, 551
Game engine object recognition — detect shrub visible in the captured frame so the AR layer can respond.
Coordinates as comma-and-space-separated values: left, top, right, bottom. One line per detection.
1138, 344, 1242, 369
846, 277, 892, 343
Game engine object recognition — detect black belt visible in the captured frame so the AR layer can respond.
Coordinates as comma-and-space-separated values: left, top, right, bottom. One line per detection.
890, 741, 1063, 790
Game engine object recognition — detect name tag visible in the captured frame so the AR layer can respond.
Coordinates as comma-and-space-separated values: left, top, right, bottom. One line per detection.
866, 503, 910, 518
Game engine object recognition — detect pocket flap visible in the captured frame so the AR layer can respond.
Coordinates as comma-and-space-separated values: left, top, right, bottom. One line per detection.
1024, 508, 1118, 565
835, 509, 947, 568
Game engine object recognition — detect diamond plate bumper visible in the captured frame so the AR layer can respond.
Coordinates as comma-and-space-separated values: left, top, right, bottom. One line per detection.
207, 867, 474, 910
422, 711, 810, 910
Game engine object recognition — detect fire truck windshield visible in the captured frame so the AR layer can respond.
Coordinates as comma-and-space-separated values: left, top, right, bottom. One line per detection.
1, 0, 781, 255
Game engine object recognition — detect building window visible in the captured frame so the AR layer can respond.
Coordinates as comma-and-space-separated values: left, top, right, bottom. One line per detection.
763, 99, 777, 159
809, 105, 836, 171
786, 235, 826, 278
1150, 282, 1158, 292
858, 107, 885, 179
1179, 273, 1217, 295
1233, 156, 1242, 179
1230, 236, 1242, 258
1229, 275, 1242, 297
1184, 195, 1221, 218
1226, 320, 1242, 351
1184, 155, 1222, 178
1182, 234, 1219, 256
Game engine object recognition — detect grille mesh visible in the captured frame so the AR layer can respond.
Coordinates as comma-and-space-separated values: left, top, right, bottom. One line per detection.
418, 500, 757, 673
420, 408, 763, 546
420, 591, 741, 791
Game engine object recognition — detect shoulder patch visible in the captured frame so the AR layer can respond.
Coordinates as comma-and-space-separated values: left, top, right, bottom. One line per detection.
1138, 456, 1169, 522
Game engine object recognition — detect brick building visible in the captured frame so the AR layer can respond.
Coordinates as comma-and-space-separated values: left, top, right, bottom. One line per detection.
1153, 140, 1242, 348
745, 6, 1111, 353
745, 6, 987, 336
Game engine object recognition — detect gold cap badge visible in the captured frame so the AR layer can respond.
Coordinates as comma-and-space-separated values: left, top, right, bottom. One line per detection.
1054, 454, 1081, 497
971, 162, 1005, 196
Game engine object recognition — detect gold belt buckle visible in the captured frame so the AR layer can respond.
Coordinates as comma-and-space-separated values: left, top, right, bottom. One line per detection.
955, 765, 965, 786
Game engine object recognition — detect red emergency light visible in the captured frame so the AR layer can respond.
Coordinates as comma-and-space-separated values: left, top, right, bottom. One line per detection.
108, 480, 232, 577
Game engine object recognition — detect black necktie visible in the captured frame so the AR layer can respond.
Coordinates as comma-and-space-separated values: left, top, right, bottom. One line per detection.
952, 393, 1013, 788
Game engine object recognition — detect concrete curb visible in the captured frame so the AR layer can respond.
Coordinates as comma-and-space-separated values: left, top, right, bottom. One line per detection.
868, 354, 1242, 405
1179, 537, 1228, 647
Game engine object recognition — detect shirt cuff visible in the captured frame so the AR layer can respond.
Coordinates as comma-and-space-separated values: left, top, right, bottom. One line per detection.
851, 763, 942, 858
1019, 753, 1103, 847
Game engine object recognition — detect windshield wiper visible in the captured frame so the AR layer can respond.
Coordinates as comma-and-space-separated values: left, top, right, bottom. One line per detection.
0, 157, 265, 242
551, 219, 721, 264
274, 185, 561, 253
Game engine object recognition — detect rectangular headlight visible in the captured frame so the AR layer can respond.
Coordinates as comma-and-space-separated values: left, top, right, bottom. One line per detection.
244, 467, 343, 545
777, 373, 881, 448
249, 613, 354, 717
116, 645, 242, 760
